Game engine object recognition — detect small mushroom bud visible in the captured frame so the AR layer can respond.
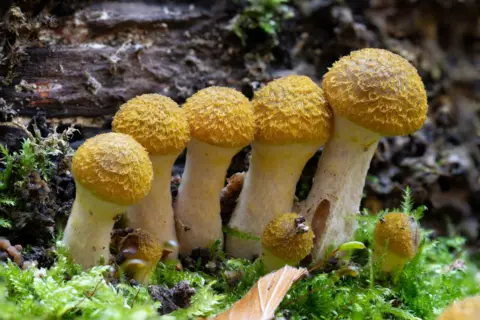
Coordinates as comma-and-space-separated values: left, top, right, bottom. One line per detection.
438, 295, 480, 320
0, 238, 11, 250
119, 229, 163, 285
261, 213, 314, 272
373, 212, 420, 272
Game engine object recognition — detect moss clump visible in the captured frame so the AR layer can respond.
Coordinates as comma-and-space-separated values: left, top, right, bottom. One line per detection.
232, 0, 295, 47
0, 124, 74, 246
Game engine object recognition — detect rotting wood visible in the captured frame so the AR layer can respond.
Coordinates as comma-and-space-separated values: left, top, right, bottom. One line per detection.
0, 2, 249, 123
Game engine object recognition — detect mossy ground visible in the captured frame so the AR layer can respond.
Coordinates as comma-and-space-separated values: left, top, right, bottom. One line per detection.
0, 192, 478, 319
0, 121, 477, 320
0, 1, 478, 318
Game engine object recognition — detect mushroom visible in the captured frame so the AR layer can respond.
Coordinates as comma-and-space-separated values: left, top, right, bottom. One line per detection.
112, 94, 190, 259
373, 213, 420, 272
300, 48, 428, 261
226, 75, 332, 259
261, 213, 313, 272
175, 87, 254, 254
63, 133, 153, 268
438, 296, 480, 320
119, 229, 164, 284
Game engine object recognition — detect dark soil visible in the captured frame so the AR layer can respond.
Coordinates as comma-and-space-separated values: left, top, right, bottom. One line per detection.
149, 281, 196, 315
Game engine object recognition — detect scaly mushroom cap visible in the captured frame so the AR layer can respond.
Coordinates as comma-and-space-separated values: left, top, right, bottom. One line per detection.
438, 296, 480, 320
254, 75, 332, 145
72, 132, 153, 206
323, 48, 428, 136
374, 212, 420, 258
112, 94, 190, 155
182, 87, 254, 148
120, 229, 163, 263
262, 213, 314, 264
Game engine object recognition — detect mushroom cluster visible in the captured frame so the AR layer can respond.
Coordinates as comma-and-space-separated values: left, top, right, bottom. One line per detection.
61, 47, 428, 278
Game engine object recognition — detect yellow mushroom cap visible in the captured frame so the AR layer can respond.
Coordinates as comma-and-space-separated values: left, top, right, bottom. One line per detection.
323, 48, 428, 136
253, 75, 332, 145
72, 132, 153, 206
120, 229, 163, 263
373, 212, 420, 259
438, 296, 480, 320
262, 213, 314, 264
112, 94, 190, 155
182, 86, 254, 148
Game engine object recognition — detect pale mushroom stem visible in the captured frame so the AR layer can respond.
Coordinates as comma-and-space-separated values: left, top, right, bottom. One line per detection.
261, 248, 292, 273
175, 138, 240, 254
121, 259, 155, 284
226, 142, 319, 259
126, 155, 179, 259
63, 185, 125, 268
301, 116, 380, 261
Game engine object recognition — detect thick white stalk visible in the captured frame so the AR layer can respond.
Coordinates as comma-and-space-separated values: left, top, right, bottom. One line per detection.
175, 139, 240, 254
63, 184, 126, 268
126, 154, 178, 259
226, 142, 319, 259
301, 116, 380, 261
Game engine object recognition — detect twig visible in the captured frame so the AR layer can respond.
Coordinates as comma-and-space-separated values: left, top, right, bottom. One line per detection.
130, 286, 141, 308
67, 278, 103, 313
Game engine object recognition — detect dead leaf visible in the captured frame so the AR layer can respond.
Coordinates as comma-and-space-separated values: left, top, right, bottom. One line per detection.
213, 265, 307, 320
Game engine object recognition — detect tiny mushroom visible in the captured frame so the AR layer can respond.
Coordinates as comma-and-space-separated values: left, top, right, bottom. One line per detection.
175, 87, 255, 254
227, 75, 332, 259
63, 133, 153, 269
373, 212, 420, 272
261, 213, 314, 272
112, 94, 190, 260
437, 296, 480, 320
119, 229, 164, 284
301, 48, 428, 261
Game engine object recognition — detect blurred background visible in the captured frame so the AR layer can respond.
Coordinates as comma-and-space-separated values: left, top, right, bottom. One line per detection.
0, 0, 478, 256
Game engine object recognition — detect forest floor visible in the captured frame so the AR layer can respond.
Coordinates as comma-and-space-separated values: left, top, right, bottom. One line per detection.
0, 0, 478, 319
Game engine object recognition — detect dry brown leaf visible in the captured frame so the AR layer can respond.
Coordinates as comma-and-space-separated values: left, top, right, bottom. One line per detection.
213, 265, 307, 320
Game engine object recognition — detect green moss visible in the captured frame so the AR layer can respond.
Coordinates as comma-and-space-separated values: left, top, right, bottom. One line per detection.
232, 0, 295, 47
278, 232, 479, 320
0, 189, 477, 319
0, 126, 74, 210
0, 243, 159, 319
277, 189, 479, 319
